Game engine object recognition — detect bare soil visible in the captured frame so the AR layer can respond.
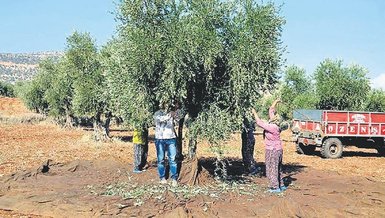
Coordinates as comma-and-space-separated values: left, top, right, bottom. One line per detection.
1, 97, 385, 217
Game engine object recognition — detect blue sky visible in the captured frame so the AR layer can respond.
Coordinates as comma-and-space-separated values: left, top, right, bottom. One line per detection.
1, 0, 384, 89
276, 0, 385, 89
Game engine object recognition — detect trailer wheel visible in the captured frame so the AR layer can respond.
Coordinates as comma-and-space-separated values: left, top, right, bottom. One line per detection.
321, 138, 343, 159
296, 143, 316, 155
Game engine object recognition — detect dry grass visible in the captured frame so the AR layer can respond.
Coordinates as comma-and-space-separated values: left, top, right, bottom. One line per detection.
0, 113, 46, 124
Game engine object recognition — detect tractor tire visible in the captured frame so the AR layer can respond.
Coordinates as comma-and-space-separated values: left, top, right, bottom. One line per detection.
296, 143, 316, 155
321, 138, 343, 159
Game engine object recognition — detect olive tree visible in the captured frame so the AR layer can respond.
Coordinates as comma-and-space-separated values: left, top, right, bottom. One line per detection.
363, 89, 385, 112
43, 59, 76, 126
18, 59, 57, 114
314, 59, 370, 110
67, 32, 112, 141
103, 0, 170, 145
0, 81, 15, 97
108, 0, 285, 160
280, 65, 317, 119
227, 1, 285, 159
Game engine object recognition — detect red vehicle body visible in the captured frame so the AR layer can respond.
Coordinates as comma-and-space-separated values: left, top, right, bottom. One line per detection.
292, 109, 385, 158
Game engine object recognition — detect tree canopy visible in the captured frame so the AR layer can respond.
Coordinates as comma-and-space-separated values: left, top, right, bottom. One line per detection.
101, 0, 285, 156
314, 59, 370, 110
18, 0, 385, 156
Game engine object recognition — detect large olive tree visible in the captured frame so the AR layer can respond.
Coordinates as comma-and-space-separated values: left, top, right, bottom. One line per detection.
107, 0, 285, 161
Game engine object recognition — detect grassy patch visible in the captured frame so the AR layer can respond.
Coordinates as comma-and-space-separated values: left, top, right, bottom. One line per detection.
0, 114, 45, 124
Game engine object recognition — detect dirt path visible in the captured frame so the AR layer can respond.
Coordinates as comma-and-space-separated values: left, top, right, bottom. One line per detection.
1, 97, 385, 217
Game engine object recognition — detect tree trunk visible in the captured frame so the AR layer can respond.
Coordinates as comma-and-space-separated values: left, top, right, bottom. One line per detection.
93, 112, 110, 142
63, 101, 75, 128
188, 137, 197, 159
241, 119, 256, 173
64, 111, 74, 128
104, 112, 112, 137
176, 117, 185, 161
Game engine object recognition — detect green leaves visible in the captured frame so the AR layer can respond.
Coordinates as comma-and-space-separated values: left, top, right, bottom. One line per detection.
228, 1, 285, 119
189, 104, 235, 145
363, 89, 385, 112
0, 81, 15, 97
280, 65, 316, 119
110, 0, 285, 146
278, 59, 374, 118
20, 0, 286, 147
314, 59, 370, 110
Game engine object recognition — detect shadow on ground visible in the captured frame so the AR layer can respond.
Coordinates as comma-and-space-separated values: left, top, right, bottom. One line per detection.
197, 157, 306, 185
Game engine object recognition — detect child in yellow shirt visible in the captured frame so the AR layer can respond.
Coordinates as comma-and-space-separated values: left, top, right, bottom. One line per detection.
133, 127, 148, 173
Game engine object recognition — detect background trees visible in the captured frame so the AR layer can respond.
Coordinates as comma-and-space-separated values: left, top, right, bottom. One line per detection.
280, 65, 317, 119
314, 59, 370, 110
15, 0, 385, 156
68, 32, 111, 140
0, 81, 15, 97
363, 89, 385, 112
17, 32, 112, 139
17, 59, 55, 114
277, 58, 380, 118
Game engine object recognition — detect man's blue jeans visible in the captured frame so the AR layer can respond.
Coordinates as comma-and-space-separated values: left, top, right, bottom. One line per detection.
155, 138, 178, 180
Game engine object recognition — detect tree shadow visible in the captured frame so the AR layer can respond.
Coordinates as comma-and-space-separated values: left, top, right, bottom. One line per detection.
297, 149, 383, 158
341, 151, 383, 158
198, 157, 306, 185
82, 127, 94, 132
109, 129, 130, 132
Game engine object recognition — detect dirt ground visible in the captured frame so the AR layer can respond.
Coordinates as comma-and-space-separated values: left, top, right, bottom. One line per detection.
1, 97, 385, 218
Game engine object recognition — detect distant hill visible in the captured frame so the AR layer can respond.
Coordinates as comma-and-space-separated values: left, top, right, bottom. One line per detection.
0, 52, 63, 84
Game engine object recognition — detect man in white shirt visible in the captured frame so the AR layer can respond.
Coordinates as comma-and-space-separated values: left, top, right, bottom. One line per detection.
153, 101, 182, 186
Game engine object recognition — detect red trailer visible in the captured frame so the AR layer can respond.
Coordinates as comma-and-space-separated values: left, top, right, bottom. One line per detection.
292, 109, 385, 158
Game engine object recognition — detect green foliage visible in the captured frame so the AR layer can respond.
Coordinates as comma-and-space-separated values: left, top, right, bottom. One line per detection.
159, 0, 229, 115
12, 81, 27, 98
16, 1, 285, 148
110, 0, 285, 139
291, 93, 318, 110
17, 59, 58, 114
102, 38, 156, 128
18, 32, 110, 130
0, 81, 15, 97
189, 105, 234, 145
228, 0, 285, 120
363, 89, 385, 112
280, 66, 317, 119
68, 32, 107, 119
43, 59, 73, 119
314, 59, 370, 110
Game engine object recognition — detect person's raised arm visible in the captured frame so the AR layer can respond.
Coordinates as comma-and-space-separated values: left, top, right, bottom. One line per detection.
269, 99, 281, 120
251, 108, 277, 132
251, 108, 260, 122
271, 99, 281, 109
